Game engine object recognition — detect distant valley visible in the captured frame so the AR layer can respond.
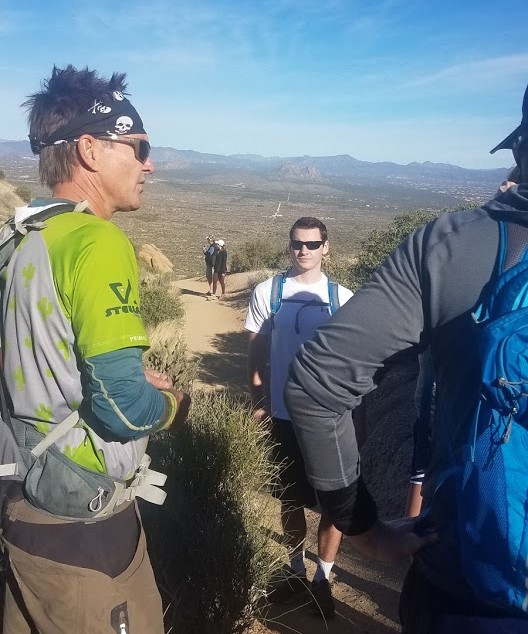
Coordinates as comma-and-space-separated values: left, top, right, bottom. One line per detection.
0, 140, 510, 278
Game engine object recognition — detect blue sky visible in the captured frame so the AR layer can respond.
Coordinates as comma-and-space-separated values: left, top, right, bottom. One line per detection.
1, 0, 528, 168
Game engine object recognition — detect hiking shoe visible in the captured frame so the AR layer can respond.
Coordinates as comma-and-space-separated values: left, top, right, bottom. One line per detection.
310, 578, 335, 620
266, 568, 309, 605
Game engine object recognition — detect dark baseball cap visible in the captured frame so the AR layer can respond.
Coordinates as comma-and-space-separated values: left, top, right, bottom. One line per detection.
490, 84, 528, 154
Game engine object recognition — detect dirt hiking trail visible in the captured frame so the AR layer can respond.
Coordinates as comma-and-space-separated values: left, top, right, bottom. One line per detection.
172, 273, 408, 634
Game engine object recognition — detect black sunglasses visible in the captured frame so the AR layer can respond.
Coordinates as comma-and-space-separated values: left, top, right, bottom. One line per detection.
96, 135, 151, 163
290, 240, 324, 251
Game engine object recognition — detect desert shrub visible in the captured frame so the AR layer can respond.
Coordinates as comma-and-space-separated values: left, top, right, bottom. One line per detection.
143, 331, 198, 392
231, 239, 289, 273
14, 185, 32, 203
323, 252, 357, 288
0, 169, 5, 180
139, 274, 183, 328
346, 203, 481, 290
247, 270, 274, 292
142, 391, 282, 634
349, 210, 440, 289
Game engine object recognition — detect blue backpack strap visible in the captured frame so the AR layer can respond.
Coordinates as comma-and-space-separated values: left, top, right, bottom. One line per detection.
327, 280, 340, 315
270, 272, 288, 331
270, 272, 287, 315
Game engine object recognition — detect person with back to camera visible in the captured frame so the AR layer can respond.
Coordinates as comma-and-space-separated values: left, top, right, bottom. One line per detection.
212, 238, 227, 298
284, 83, 528, 633
0, 65, 190, 633
245, 217, 353, 619
203, 236, 217, 296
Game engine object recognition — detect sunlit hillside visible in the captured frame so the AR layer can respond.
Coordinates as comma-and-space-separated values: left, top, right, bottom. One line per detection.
0, 178, 24, 220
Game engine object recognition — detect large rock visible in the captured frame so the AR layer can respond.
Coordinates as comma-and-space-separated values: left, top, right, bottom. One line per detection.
138, 243, 174, 273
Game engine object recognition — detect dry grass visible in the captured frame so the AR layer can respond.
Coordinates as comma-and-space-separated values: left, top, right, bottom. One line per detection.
143, 392, 283, 634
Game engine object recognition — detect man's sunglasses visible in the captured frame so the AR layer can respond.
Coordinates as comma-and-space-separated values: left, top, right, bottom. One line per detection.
96, 135, 151, 163
290, 240, 324, 250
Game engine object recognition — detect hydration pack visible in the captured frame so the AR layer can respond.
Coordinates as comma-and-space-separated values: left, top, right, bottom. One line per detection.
438, 220, 528, 613
269, 271, 340, 333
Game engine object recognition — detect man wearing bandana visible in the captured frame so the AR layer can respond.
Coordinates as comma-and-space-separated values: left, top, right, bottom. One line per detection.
0, 66, 189, 633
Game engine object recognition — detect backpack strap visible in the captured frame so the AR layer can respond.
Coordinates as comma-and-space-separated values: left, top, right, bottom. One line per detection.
0, 200, 88, 272
327, 280, 340, 315
270, 272, 287, 315
270, 271, 288, 330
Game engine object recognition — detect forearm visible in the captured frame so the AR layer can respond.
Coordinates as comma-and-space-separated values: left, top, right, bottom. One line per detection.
247, 333, 269, 411
83, 348, 174, 441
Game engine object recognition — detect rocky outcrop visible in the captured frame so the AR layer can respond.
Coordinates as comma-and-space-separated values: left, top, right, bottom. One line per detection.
138, 243, 174, 273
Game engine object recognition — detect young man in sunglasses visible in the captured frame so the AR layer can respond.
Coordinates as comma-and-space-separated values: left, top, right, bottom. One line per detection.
245, 216, 352, 619
0, 65, 190, 633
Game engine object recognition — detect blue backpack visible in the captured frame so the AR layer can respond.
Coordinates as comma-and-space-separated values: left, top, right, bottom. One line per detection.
445, 220, 528, 613
269, 271, 340, 332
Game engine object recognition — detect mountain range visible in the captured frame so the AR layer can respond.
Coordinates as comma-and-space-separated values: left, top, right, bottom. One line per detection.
0, 139, 509, 196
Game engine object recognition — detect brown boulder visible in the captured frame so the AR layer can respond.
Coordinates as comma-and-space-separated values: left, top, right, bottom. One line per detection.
138, 243, 174, 273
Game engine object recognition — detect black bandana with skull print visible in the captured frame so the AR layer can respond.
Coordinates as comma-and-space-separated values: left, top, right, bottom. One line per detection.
29, 90, 146, 155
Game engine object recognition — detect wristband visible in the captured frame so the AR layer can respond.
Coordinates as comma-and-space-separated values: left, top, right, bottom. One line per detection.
160, 391, 179, 430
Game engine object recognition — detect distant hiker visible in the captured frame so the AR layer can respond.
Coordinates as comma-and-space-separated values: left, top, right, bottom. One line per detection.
0, 65, 190, 633
245, 217, 352, 619
212, 238, 227, 298
284, 84, 528, 632
203, 236, 217, 296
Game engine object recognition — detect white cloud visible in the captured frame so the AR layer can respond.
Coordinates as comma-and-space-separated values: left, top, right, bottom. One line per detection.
404, 53, 528, 92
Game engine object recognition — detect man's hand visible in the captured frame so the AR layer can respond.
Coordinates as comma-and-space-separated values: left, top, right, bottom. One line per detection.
144, 368, 173, 390
349, 518, 438, 562
252, 407, 270, 422
166, 389, 191, 431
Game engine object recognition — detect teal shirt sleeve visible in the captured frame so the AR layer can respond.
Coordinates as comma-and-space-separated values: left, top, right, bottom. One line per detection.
82, 348, 167, 441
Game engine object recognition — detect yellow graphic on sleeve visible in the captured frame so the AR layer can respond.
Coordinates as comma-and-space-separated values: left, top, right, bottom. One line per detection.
35, 404, 53, 421
63, 429, 108, 474
37, 297, 53, 321
24, 337, 32, 349
13, 368, 24, 391
35, 420, 50, 435
45, 368, 54, 378
57, 338, 71, 360
22, 263, 35, 288
8, 297, 15, 312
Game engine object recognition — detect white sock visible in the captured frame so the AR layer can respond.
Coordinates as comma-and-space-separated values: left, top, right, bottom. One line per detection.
290, 551, 306, 576
313, 557, 334, 582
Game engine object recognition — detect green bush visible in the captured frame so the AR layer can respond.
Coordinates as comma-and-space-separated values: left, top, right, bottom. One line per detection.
14, 185, 32, 203
337, 203, 481, 291
231, 239, 289, 273
349, 210, 440, 289
142, 391, 282, 634
139, 276, 184, 328
323, 253, 357, 288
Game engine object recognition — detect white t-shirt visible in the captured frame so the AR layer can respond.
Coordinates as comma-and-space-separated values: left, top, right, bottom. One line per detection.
245, 273, 353, 419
